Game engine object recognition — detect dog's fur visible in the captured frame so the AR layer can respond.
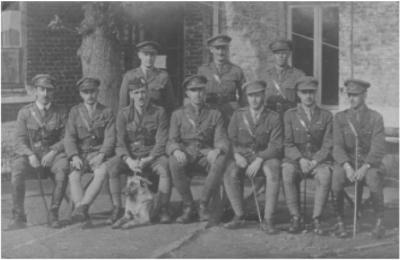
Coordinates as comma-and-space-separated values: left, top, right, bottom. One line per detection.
112, 175, 157, 229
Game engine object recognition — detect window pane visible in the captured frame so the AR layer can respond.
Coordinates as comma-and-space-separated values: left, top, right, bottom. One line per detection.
322, 7, 339, 46
292, 35, 313, 76
321, 6, 339, 105
1, 10, 21, 47
321, 45, 339, 105
292, 7, 314, 38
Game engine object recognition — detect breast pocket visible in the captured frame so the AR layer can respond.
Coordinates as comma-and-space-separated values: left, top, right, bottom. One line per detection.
77, 123, 91, 139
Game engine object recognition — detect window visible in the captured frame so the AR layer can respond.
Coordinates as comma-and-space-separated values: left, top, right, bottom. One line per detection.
2, 2, 23, 88
288, 5, 339, 106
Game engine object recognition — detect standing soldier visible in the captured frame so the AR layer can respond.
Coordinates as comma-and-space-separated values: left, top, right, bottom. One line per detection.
119, 41, 176, 114
282, 77, 333, 234
331, 79, 386, 239
223, 80, 282, 233
107, 77, 171, 225
198, 34, 246, 122
64, 77, 115, 227
167, 75, 231, 223
8, 74, 69, 230
263, 39, 305, 116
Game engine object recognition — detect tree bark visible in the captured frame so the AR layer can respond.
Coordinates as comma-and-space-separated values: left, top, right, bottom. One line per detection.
77, 3, 122, 113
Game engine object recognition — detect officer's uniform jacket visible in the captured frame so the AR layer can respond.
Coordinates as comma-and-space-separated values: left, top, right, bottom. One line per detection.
284, 104, 333, 163
64, 103, 115, 159
167, 103, 230, 158
333, 104, 385, 168
263, 65, 305, 113
228, 106, 283, 162
119, 67, 176, 113
116, 103, 168, 159
198, 61, 246, 116
15, 103, 67, 157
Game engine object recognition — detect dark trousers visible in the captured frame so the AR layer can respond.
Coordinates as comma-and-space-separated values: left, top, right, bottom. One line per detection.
169, 150, 228, 207
331, 163, 384, 219
282, 161, 331, 219
11, 153, 69, 216
224, 158, 281, 220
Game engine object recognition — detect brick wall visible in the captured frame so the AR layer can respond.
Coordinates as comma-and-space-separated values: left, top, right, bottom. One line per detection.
26, 2, 83, 108
339, 2, 399, 127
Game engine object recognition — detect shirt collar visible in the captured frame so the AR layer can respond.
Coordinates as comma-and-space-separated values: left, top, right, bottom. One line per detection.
36, 101, 51, 111
84, 102, 97, 112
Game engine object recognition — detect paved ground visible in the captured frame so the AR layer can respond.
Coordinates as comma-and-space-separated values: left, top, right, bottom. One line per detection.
1, 176, 399, 258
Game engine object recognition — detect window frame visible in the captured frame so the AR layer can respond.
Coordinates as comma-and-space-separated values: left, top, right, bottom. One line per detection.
287, 4, 340, 110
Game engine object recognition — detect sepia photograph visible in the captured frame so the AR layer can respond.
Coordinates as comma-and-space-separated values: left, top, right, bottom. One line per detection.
1, 1, 399, 258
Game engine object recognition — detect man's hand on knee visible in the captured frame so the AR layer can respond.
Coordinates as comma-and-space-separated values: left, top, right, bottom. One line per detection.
245, 157, 263, 179
173, 150, 187, 164
343, 162, 355, 182
354, 164, 369, 181
234, 153, 247, 168
28, 154, 41, 168
207, 148, 221, 164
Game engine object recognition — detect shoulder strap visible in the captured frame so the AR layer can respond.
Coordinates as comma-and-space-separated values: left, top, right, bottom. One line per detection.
295, 112, 311, 134
29, 108, 44, 128
184, 110, 196, 129
272, 79, 287, 99
78, 107, 92, 132
242, 113, 255, 138
346, 116, 358, 138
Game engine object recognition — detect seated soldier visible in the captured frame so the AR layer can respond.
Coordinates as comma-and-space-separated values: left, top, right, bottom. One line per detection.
223, 80, 283, 233
107, 77, 171, 225
332, 79, 386, 239
64, 77, 115, 227
8, 74, 69, 230
167, 75, 231, 223
282, 77, 333, 234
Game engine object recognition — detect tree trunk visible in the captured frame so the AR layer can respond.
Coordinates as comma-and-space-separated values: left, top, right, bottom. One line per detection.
78, 28, 121, 112
77, 3, 122, 113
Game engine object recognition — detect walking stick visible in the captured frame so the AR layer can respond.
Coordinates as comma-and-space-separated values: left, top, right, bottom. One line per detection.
249, 177, 263, 227
27, 131, 51, 226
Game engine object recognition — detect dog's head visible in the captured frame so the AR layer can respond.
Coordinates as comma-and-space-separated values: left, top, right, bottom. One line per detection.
125, 175, 154, 202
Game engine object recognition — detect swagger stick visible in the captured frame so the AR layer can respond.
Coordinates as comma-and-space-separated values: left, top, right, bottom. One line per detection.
249, 177, 263, 227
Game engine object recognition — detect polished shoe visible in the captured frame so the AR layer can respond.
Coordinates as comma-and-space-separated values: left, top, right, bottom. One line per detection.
198, 203, 210, 222
176, 205, 197, 224
106, 206, 124, 225
371, 218, 385, 239
49, 208, 62, 228
159, 207, 172, 224
72, 204, 90, 223
312, 218, 324, 235
223, 215, 245, 229
288, 216, 303, 234
261, 219, 278, 235
334, 221, 348, 238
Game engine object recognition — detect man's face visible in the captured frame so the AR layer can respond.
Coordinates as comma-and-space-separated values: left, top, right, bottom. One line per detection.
247, 91, 265, 110
186, 84, 206, 106
347, 92, 366, 109
210, 45, 229, 63
297, 89, 316, 107
138, 51, 157, 68
35, 86, 54, 105
80, 89, 99, 106
273, 50, 291, 67
130, 87, 148, 108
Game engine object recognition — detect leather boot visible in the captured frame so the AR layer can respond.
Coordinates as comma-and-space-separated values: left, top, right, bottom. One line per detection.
371, 218, 385, 239
261, 219, 278, 235
176, 203, 197, 224
49, 208, 62, 228
49, 180, 67, 228
159, 206, 172, 224
198, 202, 210, 222
72, 204, 90, 223
106, 206, 124, 225
6, 209, 27, 231
312, 217, 324, 235
223, 215, 245, 229
288, 215, 303, 234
